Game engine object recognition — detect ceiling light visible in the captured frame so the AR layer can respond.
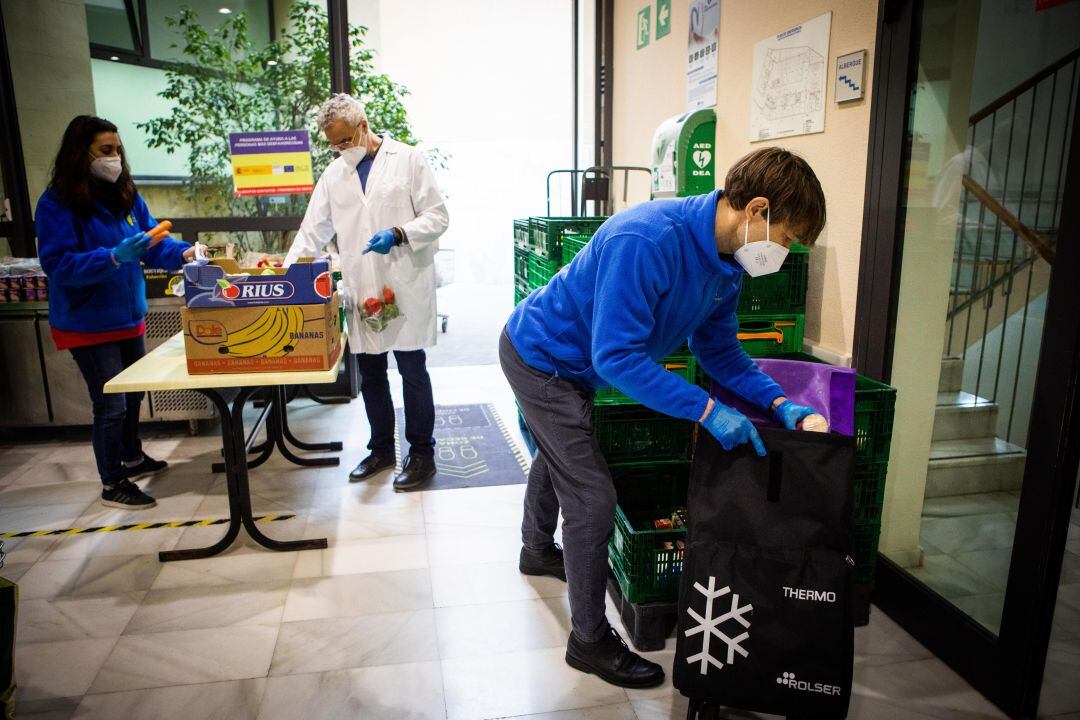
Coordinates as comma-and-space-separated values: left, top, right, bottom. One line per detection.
218, 7, 232, 14
110, 56, 120, 61
267, 60, 278, 66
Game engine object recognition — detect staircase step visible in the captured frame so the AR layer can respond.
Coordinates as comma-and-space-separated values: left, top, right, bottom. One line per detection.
939, 356, 963, 393
933, 392, 998, 441
925, 437, 1026, 498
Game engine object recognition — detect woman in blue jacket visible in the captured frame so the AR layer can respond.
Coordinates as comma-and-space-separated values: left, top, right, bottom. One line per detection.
37, 116, 198, 510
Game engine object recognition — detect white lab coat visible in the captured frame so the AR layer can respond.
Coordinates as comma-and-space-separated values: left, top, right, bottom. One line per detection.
284, 136, 449, 354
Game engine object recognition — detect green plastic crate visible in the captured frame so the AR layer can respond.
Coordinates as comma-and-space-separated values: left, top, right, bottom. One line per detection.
562, 234, 590, 265
738, 243, 810, 314
514, 284, 529, 306
527, 253, 560, 291
736, 313, 805, 357
513, 219, 530, 249
529, 216, 607, 260
608, 464, 690, 603
514, 246, 529, 286
594, 404, 694, 465
594, 349, 696, 406
853, 520, 882, 585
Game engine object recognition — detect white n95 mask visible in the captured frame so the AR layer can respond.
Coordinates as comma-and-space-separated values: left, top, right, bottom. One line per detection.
90, 155, 123, 183
734, 209, 788, 277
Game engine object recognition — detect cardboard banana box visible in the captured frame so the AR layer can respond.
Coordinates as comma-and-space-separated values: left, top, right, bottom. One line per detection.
181, 293, 341, 375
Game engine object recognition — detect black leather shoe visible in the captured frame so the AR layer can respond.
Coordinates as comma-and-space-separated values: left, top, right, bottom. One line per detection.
393, 455, 436, 492
565, 627, 665, 688
519, 543, 567, 581
349, 454, 394, 482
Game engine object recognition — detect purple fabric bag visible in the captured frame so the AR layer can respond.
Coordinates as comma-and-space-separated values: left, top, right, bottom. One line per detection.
710, 358, 856, 436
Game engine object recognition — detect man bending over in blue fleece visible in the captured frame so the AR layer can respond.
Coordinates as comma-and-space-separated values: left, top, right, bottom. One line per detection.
499, 147, 828, 688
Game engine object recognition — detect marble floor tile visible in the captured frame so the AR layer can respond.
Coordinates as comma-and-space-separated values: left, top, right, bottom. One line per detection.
852, 657, 1007, 719
503, 704, 639, 720
922, 492, 1019, 518
0, 502, 93, 534
0, 536, 59, 565
1038, 635, 1080, 717
151, 549, 297, 590
16, 638, 119, 701
919, 513, 1018, 555
430, 560, 568, 608
441, 646, 627, 720
0, 481, 101, 508
436, 596, 572, 660
269, 609, 439, 676
630, 694, 694, 720
951, 548, 1013, 591
43, 526, 188, 561
10, 696, 81, 720
305, 500, 426, 541
124, 581, 289, 635
282, 567, 433, 622
906, 553, 1001, 599
74, 678, 266, 720
89, 625, 279, 694
422, 483, 527, 532
17, 591, 145, 643
6, 460, 97, 488
17, 555, 162, 600
426, 524, 524, 568
951, 593, 1006, 635
0, 561, 32, 582
854, 608, 935, 667
292, 534, 429, 578
256, 661, 445, 720
74, 487, 209, 528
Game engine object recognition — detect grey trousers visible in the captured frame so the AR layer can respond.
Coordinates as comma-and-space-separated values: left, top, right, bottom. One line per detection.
499, 329, 616, 642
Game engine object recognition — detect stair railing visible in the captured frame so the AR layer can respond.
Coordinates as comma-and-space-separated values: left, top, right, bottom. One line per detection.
944, 47, 1078, 445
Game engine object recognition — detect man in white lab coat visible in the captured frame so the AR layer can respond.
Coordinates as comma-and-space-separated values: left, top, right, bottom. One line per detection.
285, 94, 449, 491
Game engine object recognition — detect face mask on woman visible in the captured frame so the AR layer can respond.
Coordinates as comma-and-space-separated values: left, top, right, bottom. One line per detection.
90, 155, 123, 183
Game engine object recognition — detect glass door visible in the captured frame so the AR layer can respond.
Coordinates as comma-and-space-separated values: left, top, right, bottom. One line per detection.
866, 0, 1080, 717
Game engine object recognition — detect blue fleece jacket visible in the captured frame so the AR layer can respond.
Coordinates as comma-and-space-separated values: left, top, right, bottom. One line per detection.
36, 188, 189, 333
506, 190, 784, 423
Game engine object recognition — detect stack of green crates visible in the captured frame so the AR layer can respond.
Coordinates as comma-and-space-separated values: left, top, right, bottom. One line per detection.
512, 217, 607, 306
736, 242, 810, 357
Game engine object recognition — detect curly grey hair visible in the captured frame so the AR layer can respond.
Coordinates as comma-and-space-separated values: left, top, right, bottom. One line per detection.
316, 93, 367, 130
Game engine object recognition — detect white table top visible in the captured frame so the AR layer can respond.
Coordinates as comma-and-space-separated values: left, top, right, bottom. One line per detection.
104, 332, 345, 394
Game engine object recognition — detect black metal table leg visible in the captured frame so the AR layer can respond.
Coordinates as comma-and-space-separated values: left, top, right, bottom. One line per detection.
160, 386, 327, 561
278, 386, 345, 452
271, 386, 341, 466
298, 384, 351, 405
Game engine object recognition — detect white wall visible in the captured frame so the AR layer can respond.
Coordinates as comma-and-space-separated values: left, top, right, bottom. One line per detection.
353, 0, 575, 285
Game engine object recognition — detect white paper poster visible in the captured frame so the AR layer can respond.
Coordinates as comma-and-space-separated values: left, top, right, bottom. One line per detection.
749, 12, 832, 141
686, 0, 720, 111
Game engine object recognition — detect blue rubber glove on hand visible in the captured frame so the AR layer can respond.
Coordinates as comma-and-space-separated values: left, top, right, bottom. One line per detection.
112, 232, 152, 264
362, 229, 396, 255
702, 400, 767, 456
774, 400, 818, 430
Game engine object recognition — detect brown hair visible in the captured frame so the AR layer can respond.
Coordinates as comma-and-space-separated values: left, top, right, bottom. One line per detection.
49, 115, 138, 217
723, 147, 826, 244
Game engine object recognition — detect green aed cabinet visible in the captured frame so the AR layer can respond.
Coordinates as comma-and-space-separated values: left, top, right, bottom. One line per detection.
650, 108, 716, 199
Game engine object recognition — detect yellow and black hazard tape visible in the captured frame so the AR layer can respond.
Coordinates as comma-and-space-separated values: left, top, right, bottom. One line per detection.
0, 514, 295, 539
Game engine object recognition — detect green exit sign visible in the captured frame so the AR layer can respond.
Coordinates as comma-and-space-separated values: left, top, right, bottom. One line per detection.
656, 0, 671, 39
637, 6, 651, 49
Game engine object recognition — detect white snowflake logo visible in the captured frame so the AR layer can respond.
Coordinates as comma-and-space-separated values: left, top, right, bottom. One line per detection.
684, 576, 753, 675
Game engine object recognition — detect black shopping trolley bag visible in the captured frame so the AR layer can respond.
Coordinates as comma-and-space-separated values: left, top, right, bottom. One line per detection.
674, 427, 856, 720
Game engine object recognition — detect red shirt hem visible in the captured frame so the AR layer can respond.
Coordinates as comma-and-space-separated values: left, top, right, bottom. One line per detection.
51, 321, 147, 350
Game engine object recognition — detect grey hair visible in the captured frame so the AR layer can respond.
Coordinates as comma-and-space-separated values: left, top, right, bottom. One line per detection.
316, 94, 367, 130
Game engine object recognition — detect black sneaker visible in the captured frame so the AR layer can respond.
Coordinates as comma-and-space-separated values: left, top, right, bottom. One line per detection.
519, 543, 567, 581
101, 479, 158, 509
565, 627, 665, 688
123, 454, 168, 481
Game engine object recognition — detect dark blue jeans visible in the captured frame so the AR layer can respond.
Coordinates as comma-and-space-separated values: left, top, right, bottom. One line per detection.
69, 335, 146, 486
358, 350, 435, 459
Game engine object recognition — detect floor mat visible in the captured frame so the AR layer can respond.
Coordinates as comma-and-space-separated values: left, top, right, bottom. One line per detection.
395, 403, 529, 490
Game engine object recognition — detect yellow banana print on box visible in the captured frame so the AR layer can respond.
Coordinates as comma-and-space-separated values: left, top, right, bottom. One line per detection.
218, 306, 307, 358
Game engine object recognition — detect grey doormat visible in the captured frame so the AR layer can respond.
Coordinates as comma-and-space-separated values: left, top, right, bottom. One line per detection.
394, 403, 529, 490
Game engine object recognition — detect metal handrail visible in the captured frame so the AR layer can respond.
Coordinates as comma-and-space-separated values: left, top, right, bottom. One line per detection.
960, 174, 1055, 264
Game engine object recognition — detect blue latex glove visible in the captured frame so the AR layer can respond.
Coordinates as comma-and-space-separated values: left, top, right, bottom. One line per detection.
362, 229, 396, 255
774, 399, 818, 430
112, 232, 152, 264
702, 400, 766, 456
